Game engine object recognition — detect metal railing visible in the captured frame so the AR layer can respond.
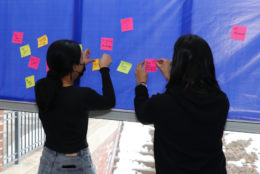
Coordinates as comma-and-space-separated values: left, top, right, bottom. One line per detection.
3, 111, 45, 167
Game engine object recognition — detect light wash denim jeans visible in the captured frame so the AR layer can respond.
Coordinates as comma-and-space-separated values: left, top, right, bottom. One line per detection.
38, 146, 96, 174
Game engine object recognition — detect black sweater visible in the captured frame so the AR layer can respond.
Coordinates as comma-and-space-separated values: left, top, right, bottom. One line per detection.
134, 85, 229, 174
39, 68, 115, 153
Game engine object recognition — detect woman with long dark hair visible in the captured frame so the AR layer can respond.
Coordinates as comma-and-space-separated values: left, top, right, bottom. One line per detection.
35, 40, 115, 174
134, 35, 229, 174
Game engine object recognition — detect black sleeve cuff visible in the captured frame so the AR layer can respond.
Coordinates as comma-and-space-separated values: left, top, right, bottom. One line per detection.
99, 67, 110, 73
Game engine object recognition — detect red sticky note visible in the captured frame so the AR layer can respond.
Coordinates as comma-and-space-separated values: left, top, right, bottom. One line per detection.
145, 59, 157, 72
28, 56, 40, 70
46, 62, 49, 72
12, 32, 24, 44
231, 25, 247, 41
121, 17, 134, 32
101, 38, 113, 51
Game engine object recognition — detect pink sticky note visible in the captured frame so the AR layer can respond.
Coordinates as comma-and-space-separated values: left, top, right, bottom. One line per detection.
12, 32, 24, 44
231, 25, 247, 41
46, 62, 49, 72
145, 59, 157, 72
121, 17, 134, 32
101, 38, 113, 51
28, 56, 40, 70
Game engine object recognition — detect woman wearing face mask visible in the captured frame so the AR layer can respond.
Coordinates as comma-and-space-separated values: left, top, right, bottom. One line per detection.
35, 40, 115, 174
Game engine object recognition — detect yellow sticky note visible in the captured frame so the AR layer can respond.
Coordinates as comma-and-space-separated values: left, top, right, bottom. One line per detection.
92, 59, 100, 71
25, 75, 35, 88
79, 44, 83, 51
20, 44, 31, 58
37, 35, 48, 48
117, 60, 132, 74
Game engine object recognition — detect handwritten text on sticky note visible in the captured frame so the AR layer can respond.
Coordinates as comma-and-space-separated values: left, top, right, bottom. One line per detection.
145, 59, 157, 72
20, 44, 31, 58
231, 25, 247, 41
117, 61, 132, 74
38, 35, 48, 48
101, 38, 113, 51
92, 59, 100, 71
121, 17, 134, 32
28, 56, 40, 70
25, 75, 35, 88
12, 32, 24, 44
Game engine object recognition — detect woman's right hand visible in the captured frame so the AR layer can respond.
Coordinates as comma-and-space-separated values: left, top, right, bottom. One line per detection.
100, 53, 112, 68
156, 58, 171, 81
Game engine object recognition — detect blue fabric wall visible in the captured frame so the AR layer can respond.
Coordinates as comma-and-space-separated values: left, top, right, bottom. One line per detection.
0, 0, 260, 121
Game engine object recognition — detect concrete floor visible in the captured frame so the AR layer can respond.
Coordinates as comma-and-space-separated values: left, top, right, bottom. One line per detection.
2, 118, 120, 174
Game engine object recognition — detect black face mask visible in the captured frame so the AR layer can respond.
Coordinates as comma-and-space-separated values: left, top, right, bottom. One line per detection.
77, 66, 86, 78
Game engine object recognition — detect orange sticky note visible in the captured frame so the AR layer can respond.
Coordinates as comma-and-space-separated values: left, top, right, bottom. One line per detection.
231, 25, 247, 41
12, 32, 23, 44
25, 75, 35, 88
28, 56, 40, 70
92, 59, 100, 71
38, 35, 48, 48
20, 44, 31, 58
100, 38, 113, 51
121, 17, 134, 32
145, 59, 157, 72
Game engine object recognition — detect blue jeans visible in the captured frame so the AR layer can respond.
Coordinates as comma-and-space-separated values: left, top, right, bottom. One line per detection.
38, 146, 96, 174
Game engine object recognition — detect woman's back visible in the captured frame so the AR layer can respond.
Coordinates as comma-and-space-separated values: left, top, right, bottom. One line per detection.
145, 86, 229, 173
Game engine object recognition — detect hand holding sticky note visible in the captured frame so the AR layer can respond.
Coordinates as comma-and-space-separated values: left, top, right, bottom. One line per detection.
92, 59, 100, 71
231, 25, 247, 41
121, 17, 134, 32
28, 56, 40, 70
117, 61, 132, 74
12, 32, 24, 44
25, 75, 35, 88
145, 59, 157, 72
38, 35, 48, 48
20, 44, 31, 58
101, 38, 113, 51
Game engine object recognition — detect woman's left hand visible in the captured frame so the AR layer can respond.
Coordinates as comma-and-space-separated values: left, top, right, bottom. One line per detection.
81, 48, 94, 65
135, 62, 148, 83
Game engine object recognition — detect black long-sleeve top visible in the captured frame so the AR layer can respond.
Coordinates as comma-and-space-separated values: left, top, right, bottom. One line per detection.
39, 68, 115, 154
134, 85, 229, 174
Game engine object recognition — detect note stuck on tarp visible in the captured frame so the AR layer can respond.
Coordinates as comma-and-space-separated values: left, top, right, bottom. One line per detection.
121, 17, 134, 32
231, 25, 247, 41
100, 38, 113, 51
38, 35, 48, 48
28, 56, 40, 70
20, 44, 31, 58
12, 32, 23, 44
25, 75, 35, 88
117, 60, 132, 74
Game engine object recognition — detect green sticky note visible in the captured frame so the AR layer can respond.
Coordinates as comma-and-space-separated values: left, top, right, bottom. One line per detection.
117, 61, 132, 74
79, 44, 83, 51
25, 75, 35, 88
20, 44, 31, 58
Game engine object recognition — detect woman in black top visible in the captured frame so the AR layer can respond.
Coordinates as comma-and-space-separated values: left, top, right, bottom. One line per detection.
35, 40, 115, 174
134, 35, 229, 174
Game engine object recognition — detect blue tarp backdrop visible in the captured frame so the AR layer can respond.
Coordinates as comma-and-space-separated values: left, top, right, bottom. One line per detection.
0, 0, 260, 122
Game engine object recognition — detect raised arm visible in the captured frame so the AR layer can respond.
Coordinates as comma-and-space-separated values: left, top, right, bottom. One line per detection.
88, 53, 115, 110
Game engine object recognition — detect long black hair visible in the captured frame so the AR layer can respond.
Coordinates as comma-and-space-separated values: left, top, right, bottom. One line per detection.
166, 34, 220, 92
35, 40, 81, 112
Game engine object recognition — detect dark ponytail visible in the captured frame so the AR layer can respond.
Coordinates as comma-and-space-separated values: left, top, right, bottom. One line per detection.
35, 40, 81, 112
